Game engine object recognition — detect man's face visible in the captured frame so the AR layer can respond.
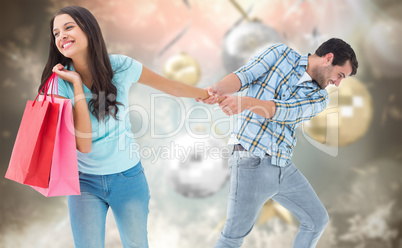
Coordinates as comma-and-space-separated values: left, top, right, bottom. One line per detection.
314, 56, 353, 89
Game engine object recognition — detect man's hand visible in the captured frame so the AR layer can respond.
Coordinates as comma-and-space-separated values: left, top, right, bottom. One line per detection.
219, 95, 248, 116
196, 74, 242, 104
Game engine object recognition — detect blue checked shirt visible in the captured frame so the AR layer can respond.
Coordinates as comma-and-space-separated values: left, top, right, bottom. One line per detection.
233, 43, 329, 167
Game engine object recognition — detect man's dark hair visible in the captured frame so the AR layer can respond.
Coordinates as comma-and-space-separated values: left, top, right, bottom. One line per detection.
315, 38, 358, 76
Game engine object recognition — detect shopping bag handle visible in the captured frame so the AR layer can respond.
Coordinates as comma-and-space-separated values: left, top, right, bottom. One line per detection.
34, 72, 59, 106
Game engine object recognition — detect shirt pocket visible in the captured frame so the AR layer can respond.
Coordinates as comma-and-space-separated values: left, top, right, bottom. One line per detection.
277, 84, 291, 100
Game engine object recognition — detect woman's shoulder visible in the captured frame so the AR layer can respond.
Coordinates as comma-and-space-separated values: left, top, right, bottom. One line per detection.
109, 54, 140, 66
109, 54, 143, 72
109, 54, 143, 83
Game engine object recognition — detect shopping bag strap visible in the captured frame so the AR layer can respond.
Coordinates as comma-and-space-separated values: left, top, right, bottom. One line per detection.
34, 72, 59, 106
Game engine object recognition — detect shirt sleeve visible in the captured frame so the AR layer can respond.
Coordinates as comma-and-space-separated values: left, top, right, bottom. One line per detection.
234, 43, 286, 91
111, 55, 143, 86
270, 89, 330, 125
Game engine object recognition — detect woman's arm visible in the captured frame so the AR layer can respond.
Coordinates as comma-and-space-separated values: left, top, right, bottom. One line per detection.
138, 66, 209, 99
53, 64, 92, 153
70, 82, 92, 153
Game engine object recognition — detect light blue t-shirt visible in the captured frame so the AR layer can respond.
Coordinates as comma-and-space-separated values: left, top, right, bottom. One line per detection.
48, 55, 143, 175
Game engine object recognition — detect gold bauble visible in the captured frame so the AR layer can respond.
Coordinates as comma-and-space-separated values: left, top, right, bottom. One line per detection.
303, 77, 373, 147
163, 52, 201, 86
257, 199, 293, 226
214, 199, 294, 232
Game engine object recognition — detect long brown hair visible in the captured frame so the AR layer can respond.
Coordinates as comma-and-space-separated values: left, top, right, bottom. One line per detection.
39, 6, 122, 121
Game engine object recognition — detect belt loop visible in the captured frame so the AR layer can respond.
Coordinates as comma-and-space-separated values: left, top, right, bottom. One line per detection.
228, 144, 235, 155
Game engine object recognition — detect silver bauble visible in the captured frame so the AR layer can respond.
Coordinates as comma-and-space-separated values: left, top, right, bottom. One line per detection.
165, 135, 230, 198
363, 4, 402, 79
222, 21, 283, 73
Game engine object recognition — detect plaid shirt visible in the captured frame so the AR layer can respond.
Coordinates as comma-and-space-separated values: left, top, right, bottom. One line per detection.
233, 43, 329, 167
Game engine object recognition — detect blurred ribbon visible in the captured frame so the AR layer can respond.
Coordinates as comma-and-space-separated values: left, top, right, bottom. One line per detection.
156, 0, 192, 58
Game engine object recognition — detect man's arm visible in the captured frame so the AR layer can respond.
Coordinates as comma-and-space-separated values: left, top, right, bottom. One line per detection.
211, 73, 242, 96
219, 95, 277, 118
198, 44, 287, 104
220, 91, 329, 125
270, 93, 329, 124
197, 73, 241, 104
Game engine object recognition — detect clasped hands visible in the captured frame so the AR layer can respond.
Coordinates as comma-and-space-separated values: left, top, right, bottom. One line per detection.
196, 87, 247, 116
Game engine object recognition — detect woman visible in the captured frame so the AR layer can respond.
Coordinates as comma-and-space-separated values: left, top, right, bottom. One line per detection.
39, 6, 208, 248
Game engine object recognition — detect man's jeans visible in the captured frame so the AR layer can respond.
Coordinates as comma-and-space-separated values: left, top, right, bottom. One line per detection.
68, 162, 150, 248
214, 151, 329, 248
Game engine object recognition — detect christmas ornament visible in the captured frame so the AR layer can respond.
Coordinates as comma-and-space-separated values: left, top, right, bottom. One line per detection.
364, 4, 402, 78
163, 52, 201, 86
165, 135, 229, 198
303, 77, 373, 147
222, 0, 282, 73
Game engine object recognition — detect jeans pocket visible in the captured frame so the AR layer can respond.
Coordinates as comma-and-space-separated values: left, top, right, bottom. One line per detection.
78, 171, 87, 178
118, 165, 143, 179
238, 156, 261, 169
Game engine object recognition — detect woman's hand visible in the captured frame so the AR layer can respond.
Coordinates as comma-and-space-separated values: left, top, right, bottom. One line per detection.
53, 63, 82, 86
195, 86, 227, 104
196, 86, 219, 104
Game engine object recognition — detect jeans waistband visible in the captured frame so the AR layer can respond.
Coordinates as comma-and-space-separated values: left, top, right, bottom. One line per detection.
233, 144, 270, 156
233, 144, 247, 152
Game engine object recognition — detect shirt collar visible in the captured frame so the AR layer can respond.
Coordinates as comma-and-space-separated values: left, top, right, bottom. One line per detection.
299, 54, 309, 68
296, 72, 312, 85
296, 53, 313, 85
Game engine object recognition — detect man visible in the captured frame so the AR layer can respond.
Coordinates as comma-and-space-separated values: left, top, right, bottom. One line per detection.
200, 38, 358, 247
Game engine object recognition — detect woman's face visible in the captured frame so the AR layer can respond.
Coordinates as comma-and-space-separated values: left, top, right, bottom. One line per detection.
53, 14, 88, 61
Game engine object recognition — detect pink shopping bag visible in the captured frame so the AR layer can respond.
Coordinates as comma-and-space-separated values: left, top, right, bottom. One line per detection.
31, 76, 80, 196
5, 74, 60, 188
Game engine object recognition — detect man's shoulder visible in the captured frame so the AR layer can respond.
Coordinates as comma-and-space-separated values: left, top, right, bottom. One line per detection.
270, 43, 299, 52
269, 43, 288, 52
269, 43, 301, 60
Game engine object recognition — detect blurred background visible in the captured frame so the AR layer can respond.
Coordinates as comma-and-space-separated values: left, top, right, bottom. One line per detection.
1, 0, 401, 247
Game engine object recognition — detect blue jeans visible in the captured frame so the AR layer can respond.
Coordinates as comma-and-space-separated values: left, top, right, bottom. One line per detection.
214, 151, 329, 248
67, 162, 150, 248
